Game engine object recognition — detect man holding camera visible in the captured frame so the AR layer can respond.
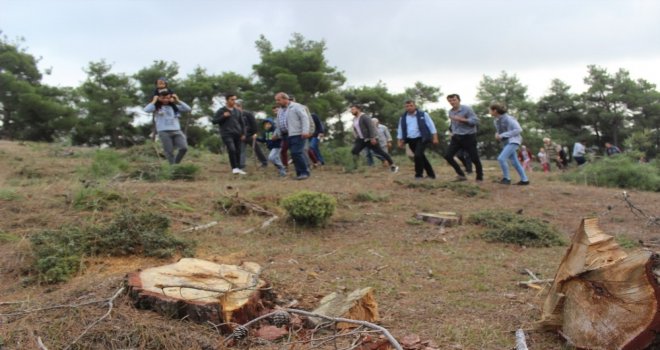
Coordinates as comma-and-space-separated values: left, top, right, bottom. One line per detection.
144, 89, 192, 165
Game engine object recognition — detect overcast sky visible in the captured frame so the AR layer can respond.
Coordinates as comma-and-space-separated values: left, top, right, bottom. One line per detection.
2, 0, 659, 106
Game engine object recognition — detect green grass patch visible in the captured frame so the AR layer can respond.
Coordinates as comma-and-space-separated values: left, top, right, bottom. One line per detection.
353, 191, 389, 202
396, 179, 487, 197
281, 191, 336, 227
30, 210, 195, 283
561, 156, 660, 191
73, 187, 124, 210
0, 189, 21, 201
0, 232, 21, 243
86, 149, 130, 178
467, 210, 565, 247
615, 235, 639, 249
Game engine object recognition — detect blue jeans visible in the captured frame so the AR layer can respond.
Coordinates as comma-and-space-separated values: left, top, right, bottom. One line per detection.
497, 142, 528, 182
309, 137, 325, 165
288, 135, 309, 176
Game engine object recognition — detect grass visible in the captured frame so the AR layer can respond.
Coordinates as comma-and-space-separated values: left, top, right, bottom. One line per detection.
467, 210, 566, 247
561, 156, 660, 191
395, 179, 488, 197
1, 141, 658, 350
353, 191, 389, 202
0, 189, 21, 201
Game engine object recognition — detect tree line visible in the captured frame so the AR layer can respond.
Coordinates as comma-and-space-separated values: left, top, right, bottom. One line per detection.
1, 32, 659, 159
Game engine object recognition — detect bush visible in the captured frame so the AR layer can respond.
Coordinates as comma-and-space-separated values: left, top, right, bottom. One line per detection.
88, 149, 129, 178
167, 164, 201, 181
30, 210, 195, 283
281, 191, 336, 227
73, 187, 123, 210
561, 156, 660, 191
467, 210, 565, 247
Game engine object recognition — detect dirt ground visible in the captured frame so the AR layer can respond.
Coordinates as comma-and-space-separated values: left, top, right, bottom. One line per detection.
0, 140, 658, 350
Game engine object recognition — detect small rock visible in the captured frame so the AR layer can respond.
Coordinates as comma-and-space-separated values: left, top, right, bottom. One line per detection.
256, 325, 288, 341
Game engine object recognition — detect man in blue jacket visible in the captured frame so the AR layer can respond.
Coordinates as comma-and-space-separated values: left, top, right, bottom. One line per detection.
397, 100, 439, 179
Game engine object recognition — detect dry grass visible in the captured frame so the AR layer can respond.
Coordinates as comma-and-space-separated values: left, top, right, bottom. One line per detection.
0, 140, 658, 350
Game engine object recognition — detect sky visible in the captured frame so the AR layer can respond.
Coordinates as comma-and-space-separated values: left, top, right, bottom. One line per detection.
1, 0, 660, 107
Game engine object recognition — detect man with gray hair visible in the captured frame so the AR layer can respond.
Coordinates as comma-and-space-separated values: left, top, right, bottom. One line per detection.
274, 92, 311, 180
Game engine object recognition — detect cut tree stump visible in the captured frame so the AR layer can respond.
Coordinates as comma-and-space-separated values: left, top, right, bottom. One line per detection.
312, 287, 379, 329
415, 212, 461, 227
540, 218, 660, 350
127, 258, 269, 329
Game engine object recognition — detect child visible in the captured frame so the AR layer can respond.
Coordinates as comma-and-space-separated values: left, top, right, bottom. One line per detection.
518, 145, 533, 172
257, 118, 286, 177
538, 147, 549, 173
153, 77, 179, 114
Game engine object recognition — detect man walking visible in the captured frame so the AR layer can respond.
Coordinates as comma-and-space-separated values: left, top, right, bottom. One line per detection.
491, 102, 529, 185
397, 100, 439, 179
212, 93, 246, 175
235, 99, 268, 169
144, 89, 192, 165
350, 105, 399, 172
572, 139, 587, 165
443, 94, 483, 181
274, 92, 311, 180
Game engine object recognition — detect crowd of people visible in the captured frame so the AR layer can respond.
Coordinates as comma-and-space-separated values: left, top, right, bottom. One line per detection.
143, 78, 626, 184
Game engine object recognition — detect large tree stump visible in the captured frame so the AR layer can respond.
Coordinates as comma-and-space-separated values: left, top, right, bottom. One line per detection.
540, 218, 660, 350
127, 258, 269, 330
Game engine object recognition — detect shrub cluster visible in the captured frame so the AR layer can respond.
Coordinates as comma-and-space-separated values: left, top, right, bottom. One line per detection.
467, 210, 565, 247
561, 156, 660, 192
30, 210, 195, 283
281, 191, 336, 227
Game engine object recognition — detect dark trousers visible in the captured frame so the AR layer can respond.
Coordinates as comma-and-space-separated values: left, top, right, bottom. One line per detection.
240, 137, 267, 168
280, 137, 289, 165
457, 149, 472, 173
222, 133, 242, 170
288, 135, 309, 176
351, 139, 393, 166
444, 134, 483, 180
406, 138, 435, 178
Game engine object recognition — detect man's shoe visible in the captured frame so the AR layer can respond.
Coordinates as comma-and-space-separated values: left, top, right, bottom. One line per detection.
390, 165, 399, 173
498, 178, 511, 185
515, 180, 530, 186
454, 175, 468, 182
233, 168, 247, 175
295, 174, 309, 180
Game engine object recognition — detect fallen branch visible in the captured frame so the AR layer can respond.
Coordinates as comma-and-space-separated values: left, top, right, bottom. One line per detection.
1, 287, 122, 317
515, 328, 528, 350
621, 191, 659, 227
63, 286, 125, 350
518, 278, 554, 288
182, 221, 219, 233
36, 336, 49, 350
224, 308, 403, 350
243, 215, 279, 234
0, 300, 28, 306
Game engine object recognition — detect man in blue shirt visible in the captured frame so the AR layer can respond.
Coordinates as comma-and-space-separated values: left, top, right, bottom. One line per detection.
443, 94, 484, 181
397, 100, 439, 179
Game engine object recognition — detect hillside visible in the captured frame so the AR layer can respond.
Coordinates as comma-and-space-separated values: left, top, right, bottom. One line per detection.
0, 140, 658, 350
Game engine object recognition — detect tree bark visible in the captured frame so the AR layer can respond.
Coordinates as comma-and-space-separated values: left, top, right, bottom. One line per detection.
541, 218, 660, 350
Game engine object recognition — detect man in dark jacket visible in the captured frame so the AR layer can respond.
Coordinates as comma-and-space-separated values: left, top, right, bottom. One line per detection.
308, 113, 325, 166
236, 99, 267, 169
350, 104, 399, 172
397, 100, 439, 179
212, 93, 246, 175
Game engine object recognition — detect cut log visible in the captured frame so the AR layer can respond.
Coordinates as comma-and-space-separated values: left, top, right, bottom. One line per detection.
127, 258, 269, 330
540, 218, 660, 350
312, 287, 379, 329
415, 212, 461, 227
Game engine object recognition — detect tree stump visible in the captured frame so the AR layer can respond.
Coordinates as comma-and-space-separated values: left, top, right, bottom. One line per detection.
415, 212, 461, 227
540, 218, 660, 350
312, 287, 379, 329
127, 258, 269, 330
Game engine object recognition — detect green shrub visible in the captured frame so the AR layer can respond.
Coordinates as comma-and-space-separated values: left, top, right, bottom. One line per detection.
0, 189, 21, 201
395, 180, 487, 197
323, 146, 356, 171
0, 232, 21, 243
467, 210, 565, 247
73, 187, 123, 210
353, 191, 389, 202
561, 156, 660, 192
281, 191, 336, 227
88, 149, 129, 178
30, 210, 195, 283
167, 164, 201, 181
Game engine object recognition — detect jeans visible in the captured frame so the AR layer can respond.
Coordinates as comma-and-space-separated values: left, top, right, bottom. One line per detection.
158, 130, 188, 164
309, 137, 325, 165
288, 135, 309, 176
497, 142, 528, 182
268, 148, 286, 174
221, 133, 242, 170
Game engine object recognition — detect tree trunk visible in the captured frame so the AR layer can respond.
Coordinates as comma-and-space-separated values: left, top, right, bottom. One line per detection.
127, 258, 271, 331
541, 218, 660, 350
